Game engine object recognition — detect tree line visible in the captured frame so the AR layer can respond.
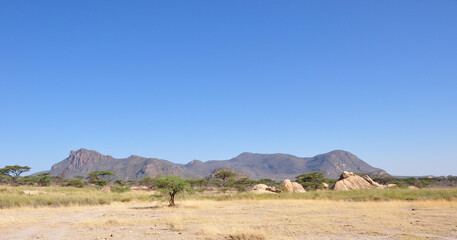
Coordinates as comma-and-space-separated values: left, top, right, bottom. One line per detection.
2, 165, 457, 198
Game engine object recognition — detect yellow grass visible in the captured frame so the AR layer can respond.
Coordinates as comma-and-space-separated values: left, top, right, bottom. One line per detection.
1, 186, 457, 239
2, 199, 456, 239
2, 186, 457, 209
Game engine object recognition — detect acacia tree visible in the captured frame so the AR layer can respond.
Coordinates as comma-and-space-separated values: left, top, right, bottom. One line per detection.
153, 175, 190, 206
87, 171, 115, 186
0, 165, 31, 184
295, 171, 335, 191
139, 177, 155, 190
214, 170, 237, 186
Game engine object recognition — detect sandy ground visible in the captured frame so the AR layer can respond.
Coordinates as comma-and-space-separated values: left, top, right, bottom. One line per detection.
1, 200, 457, 240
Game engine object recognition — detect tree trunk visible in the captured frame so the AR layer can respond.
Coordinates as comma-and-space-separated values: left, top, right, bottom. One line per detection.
169, 191, 176, 206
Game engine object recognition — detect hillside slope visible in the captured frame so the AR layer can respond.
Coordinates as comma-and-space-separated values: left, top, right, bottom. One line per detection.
49, 148, 387, 180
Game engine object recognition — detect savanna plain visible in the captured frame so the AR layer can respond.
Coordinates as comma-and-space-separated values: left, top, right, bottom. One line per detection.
1, 187, 457, 240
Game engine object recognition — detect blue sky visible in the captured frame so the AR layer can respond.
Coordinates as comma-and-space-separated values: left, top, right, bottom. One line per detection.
1, 1, 456, 176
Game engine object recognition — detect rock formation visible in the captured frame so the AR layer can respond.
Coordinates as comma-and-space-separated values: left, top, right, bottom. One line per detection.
251, 184, 279, 194
332, 171, 384, 191
322, 182, 330, 189
282, 179, 306, 192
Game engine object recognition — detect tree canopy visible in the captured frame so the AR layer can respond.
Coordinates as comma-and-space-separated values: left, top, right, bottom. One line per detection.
0, 165, 31, 177
0, 165, 31, 184
214, 170, 237, 183
153, 175, 191, 206
87, 171, 115, 186
295, 171, 335, 191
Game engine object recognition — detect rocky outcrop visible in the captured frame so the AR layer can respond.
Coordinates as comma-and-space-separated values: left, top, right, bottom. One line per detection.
50, 149, 193, 180
332, 171, 384, 191
282, 179, 306, 193
282, 179, 294, 192
251, 184, 279, 194
292, 182, 306, 193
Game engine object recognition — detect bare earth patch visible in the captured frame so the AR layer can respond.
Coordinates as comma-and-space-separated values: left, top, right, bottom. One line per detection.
1, 200, 456, 239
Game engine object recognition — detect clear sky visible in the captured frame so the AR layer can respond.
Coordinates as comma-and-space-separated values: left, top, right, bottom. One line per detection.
1, 1, 456, 176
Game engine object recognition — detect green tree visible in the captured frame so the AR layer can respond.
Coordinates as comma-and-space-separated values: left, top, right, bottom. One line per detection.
153, 175, 191, 206
0, 165, 31, 184
64, 178, 86, 188
233, 177, 256, 192
34, 172, 52, 186
186, 178, 208, 188
257, 178, 279, 187
295, 171, 333, 191
214, 171, 237, 186
139, 177, 155, 189
87, 171, 115, 186
0, 174, 12, 184
115, 179, 126, 186
127, 179, 139, 186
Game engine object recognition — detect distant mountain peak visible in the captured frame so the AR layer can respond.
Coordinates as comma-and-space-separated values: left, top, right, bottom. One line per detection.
50, 149, 387, 180
186, 159, 203, 166
236, 152, 255, 157
69, 148, 98, 156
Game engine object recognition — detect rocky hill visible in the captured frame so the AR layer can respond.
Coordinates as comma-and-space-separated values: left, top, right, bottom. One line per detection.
49, 148, 387, 180
50, 149, 195, 180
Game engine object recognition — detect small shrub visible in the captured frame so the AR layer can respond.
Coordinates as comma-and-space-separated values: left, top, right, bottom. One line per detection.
195, 187, 206, 193
227, 233, 266, 240
111, 186, 131, 193
63, 179, 85, 188
92, 179, 108, 187
115, 179, 126, 186
219, 187, 231, 193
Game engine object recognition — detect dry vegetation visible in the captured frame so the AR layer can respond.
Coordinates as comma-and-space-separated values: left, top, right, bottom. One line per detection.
1, 187, 457, 239
1, 186, 457, 208
1, 199, 457, 239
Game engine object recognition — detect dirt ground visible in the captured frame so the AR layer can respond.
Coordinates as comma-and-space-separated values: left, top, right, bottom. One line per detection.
1, 200, 456, 240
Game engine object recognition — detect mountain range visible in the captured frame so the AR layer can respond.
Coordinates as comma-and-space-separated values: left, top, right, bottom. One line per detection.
49, 148, 388, 180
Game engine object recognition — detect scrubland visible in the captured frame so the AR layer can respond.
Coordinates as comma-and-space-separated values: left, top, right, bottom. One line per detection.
1, 187, 457, 239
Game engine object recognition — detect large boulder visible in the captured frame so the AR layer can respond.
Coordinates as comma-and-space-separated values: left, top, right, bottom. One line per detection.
282, 179, 306, 193
251, 184, 277, 194
252, 184, 269, 191
282, 179, 294, 192
332, 171, 383, 191
291, 182, 306, 193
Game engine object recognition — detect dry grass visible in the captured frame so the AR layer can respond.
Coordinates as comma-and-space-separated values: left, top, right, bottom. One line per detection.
0, 186, 153, 208
2, 186, 457, 209
1, 199, 457, 239
1, 186, 457, 239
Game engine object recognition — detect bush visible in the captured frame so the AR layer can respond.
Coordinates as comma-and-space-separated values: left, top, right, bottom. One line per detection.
256, 179, 279, 187
115, 179, 126, 186
195, 187, 206, 193
111, 186, 131, 193
295, 171, 335, 191
219, 187, 231, 193
92, 179, 109, 187
139, 177, 154, 189
63, 179, 86, 188
186, 178, 208, 187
